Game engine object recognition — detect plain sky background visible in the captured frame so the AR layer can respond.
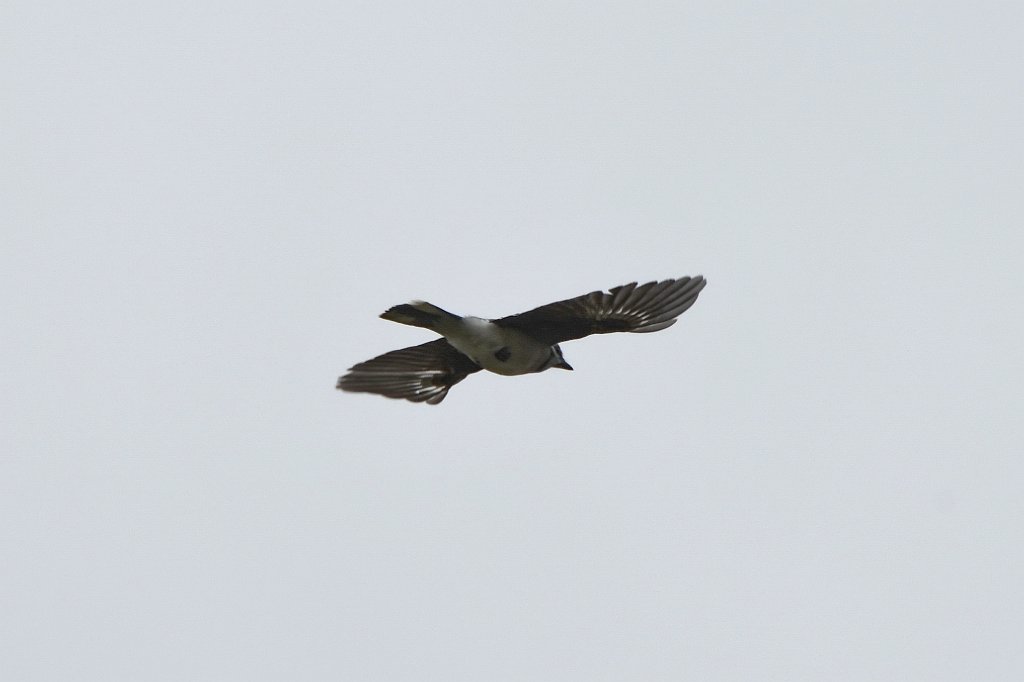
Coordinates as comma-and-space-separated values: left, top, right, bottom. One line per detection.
3, 1, 1022, 680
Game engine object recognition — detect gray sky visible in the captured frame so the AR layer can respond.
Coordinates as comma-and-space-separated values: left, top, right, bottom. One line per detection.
3, 1, 1022, 680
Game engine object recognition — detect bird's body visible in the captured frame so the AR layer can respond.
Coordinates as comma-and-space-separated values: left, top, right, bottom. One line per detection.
444, 317, 556, 375
337, 276, 706, 404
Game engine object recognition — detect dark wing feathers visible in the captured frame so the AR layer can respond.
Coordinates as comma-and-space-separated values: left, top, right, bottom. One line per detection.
337, 339, 482, 405
494, 276, 706, 344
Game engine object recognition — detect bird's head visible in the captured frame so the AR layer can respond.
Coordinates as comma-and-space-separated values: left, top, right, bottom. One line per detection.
545, 344, 573, 371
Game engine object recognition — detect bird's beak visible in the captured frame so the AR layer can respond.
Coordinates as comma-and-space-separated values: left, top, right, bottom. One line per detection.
554, 360, 573, 370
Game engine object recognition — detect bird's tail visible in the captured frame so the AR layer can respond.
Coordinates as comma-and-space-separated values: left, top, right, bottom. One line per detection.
380, 300, 461, 330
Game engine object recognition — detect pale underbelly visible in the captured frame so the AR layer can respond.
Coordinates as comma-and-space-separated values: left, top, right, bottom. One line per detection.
477, 350, 546, 376
443, 322, 549, 376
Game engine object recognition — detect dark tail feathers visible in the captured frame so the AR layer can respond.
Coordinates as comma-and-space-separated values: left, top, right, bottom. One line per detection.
380, 301, 460, 329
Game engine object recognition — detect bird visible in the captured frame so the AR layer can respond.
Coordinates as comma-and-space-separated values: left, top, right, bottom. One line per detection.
337, 276, 707, 404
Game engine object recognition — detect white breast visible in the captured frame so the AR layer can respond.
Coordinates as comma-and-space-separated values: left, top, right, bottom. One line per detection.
444, 317, 551, 376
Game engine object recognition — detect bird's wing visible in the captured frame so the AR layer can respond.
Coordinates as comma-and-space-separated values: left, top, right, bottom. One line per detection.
337, 339, 482, 405
493, 276, 707, 344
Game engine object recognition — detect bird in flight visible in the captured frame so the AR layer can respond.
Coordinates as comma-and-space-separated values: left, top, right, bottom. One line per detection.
337, 276, 707, 404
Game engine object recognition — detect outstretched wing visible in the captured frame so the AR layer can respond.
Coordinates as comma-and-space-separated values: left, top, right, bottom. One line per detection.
337, 339, 482, 405
494, 276, 706, 345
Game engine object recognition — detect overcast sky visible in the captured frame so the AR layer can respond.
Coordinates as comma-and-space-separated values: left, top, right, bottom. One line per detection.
3, 1, 1022, 680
